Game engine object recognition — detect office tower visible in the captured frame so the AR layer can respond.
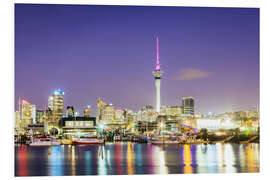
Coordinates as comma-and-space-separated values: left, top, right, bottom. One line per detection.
35, 110, 46, 123
15, 111, 20, 130
84, 105, 91, 117
97, 98, 106, 124
182, 96, 195, 116
51, 89, 64, 120
21, 100, 34, 129
48, 96, 53, 111
66, 106, 74, 117
103, 104, 115, 124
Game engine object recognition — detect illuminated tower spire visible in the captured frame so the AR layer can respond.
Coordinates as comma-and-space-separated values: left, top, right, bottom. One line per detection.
152, 36, 163, 112
155, 36, 161, 71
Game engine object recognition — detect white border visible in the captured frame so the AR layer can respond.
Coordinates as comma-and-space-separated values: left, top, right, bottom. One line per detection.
13, 0, 260, 7
13, 0, 260, 8
1, 0, 270, 180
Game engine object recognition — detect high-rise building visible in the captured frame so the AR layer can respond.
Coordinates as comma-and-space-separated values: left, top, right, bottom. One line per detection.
15, 111, 20, 130
115, 109, 124, 123
35, 110, 46, 123
97, 98, 106, 124
137, 105, 157, 122
50, 89, 64, 121
103, 104, 115, 124
21, 100, 34, 129
84, 105, 91, 117
152, 36, 163, 112
66, 106, 74, 117
182, 97, 194, 116
97, 98, 115, 124
32, 105, 36, 124
48, 96, 53, 111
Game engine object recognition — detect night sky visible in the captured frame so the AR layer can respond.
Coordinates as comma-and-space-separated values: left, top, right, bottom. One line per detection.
15, 4, 259, 115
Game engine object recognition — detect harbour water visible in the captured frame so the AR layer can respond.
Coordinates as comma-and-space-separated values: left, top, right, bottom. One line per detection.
15, 142, 259, 176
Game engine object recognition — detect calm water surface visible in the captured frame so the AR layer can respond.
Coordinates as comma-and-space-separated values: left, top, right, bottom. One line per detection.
15, 142, 259, 176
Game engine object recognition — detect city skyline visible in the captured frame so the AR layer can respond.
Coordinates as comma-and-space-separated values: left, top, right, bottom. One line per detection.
15, 4, 259, 115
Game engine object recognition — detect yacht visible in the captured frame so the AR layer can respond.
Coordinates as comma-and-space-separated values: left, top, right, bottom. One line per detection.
29, 136, 60, 146
72, 135, 104, 145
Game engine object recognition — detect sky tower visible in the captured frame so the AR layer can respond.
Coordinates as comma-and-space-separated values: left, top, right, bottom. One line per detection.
152, 36, 163, 112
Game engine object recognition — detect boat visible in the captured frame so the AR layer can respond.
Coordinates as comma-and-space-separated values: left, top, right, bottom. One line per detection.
72, 135, 104, 145
150, 135, 179, 145
29, 136, 60, 146
151, 140, 179, 145
61, 138, 73, 145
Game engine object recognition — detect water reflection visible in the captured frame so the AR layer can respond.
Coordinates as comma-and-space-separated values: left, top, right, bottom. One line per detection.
183, 145, 193, 174
15, 143, 260, 176
48, 146, 63, 176
127, 142, 134, 174
98, 145, 106, 175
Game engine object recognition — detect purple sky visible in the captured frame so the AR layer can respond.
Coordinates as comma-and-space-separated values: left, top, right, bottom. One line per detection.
15, 4, 259, 115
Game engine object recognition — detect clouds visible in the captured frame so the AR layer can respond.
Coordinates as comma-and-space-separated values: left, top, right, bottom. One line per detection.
176, 68, 212, 80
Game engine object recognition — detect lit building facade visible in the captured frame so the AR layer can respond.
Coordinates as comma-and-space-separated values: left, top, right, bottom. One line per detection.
48, 96, 53, 111
84, 105, 91, 117
21, 100, 34, 129
115, 109, 124, 123
136, 105, 157, 122
196, 119, 221, 131
15, 111, 20, 130
60, 116, 97, 136
161, 106, 182, 116
36, 109, 46, 123
32, 105, 36, 124
103, 104, 115, 124
51, 89, 64, 121
97, 98, 115, 124
66, 106, 74, 117
97, 98, 106, 124
182, 96, 194, 116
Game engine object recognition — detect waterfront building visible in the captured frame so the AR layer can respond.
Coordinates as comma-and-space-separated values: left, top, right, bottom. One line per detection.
60, 116, 96, 136
66, 106, 74, 117
196, 118, 221, 131
182, 96, 195, 116
136, 121, 158, 133
152, 36, 163, 112
27, 123, 44, 135
21, 100, 34, 130
84, 105, 91, 117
